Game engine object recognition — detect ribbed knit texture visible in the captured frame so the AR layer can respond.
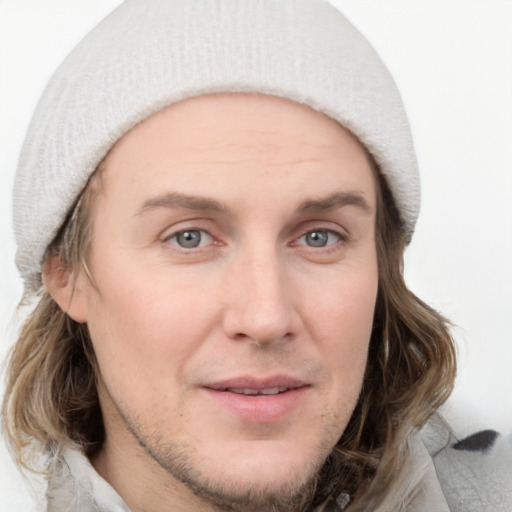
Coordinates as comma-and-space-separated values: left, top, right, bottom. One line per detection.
13, 0, 420, 294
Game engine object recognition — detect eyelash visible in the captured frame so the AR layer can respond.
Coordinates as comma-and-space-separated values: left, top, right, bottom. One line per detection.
162, 226, 348, 252
162, 229, 215, 250
294, 229, 345, 249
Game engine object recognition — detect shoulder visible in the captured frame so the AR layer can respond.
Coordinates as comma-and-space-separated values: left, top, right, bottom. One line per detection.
420, 412, 512, 512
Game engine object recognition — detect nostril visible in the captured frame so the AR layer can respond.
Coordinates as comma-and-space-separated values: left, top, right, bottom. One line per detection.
233, 332, 294, 347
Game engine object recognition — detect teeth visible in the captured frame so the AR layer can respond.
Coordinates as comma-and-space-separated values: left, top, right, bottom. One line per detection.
227, 387, 288, 396
261, 387, 286, 395
230, 388, 259, 395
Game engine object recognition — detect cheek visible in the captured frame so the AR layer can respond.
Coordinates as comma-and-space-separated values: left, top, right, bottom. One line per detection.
84, 266, 219, 392
308, 265, 378, 386
311, 265, 377, 341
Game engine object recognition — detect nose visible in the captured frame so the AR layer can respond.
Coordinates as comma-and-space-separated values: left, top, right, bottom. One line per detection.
221, 249, 297, 346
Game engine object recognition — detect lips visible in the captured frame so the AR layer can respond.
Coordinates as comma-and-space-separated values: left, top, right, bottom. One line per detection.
206, 375, 306, 391
203, 376, 309, 423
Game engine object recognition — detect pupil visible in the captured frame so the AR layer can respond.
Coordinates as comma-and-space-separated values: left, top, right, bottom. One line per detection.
177, 230, 201, 248
307, 231, 328, 247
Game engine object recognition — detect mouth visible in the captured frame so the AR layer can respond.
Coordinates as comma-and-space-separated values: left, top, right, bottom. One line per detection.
221, 387, 291, 396
203, 376, 309, 423
205, 375, 307, 394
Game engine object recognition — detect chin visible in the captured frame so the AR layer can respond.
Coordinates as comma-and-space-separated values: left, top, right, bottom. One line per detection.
146, 433, 333, 511
224, 440, 322, 480
174, 446, 324, 512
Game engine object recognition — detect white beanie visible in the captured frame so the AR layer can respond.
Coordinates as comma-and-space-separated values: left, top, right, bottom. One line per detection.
13, 0, 420, 295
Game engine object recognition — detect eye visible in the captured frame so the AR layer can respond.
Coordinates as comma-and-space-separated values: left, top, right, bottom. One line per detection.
298, 229, 341, 248
166, 229, 213, 249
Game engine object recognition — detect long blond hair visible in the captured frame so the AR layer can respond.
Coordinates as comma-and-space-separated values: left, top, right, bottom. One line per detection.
2, 162, 456, 507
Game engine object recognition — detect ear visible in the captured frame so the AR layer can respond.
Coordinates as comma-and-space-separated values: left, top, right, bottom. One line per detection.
42, 254, 89, 323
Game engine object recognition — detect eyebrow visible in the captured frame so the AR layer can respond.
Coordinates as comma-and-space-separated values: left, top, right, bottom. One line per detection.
137, 192, 230, 216
297, 191, 372, 215
136, 190, 372, 217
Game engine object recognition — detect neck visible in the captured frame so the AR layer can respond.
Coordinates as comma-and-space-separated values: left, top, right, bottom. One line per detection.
91, 436, 217, 512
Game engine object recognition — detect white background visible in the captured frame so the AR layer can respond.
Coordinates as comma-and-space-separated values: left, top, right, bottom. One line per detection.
1, 0, 511, 509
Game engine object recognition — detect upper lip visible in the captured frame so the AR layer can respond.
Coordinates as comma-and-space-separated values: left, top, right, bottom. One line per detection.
204, 375, 308, 392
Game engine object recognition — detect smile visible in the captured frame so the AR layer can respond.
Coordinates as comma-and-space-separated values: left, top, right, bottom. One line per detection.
203, 376, 309, 422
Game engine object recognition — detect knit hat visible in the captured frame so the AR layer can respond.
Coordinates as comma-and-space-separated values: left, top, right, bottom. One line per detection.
13, 0, 420, 295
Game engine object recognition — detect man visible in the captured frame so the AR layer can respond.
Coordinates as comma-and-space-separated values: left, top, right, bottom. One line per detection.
2, 1, 511, 511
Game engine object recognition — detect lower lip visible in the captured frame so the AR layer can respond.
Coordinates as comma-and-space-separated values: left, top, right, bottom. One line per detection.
203, 387, 308, 423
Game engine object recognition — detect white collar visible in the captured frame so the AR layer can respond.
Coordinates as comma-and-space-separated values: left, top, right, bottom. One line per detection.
47, 446, 130, 512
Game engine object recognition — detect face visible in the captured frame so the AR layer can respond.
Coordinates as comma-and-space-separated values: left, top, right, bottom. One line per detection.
67, 94, 378, 511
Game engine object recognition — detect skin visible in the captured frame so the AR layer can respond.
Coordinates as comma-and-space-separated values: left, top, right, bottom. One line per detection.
45, 93, 379, 512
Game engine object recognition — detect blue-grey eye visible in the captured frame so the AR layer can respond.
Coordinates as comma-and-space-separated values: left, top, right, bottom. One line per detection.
301, 230, 339, 247
171, 230, 212, 248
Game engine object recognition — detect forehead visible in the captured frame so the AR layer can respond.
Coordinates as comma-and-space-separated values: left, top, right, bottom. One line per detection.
98, 93, 376, 208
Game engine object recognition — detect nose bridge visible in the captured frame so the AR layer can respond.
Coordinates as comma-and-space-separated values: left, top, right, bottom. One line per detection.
223, 241, 294, 344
